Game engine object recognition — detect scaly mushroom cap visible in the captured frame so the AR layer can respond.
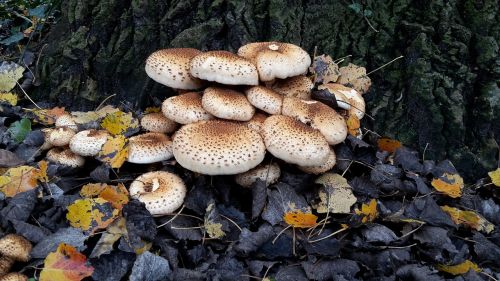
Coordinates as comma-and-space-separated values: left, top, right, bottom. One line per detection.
272, 75, 314, 100
0, 256, 14, 276
127, 132, 173, 164
55, 114, 78, 131
202, 87, 255, 121
317, 84, 352, 110
46, 147, 85, 167
41, 128, 54, 150
328, 83, 365, 119
245, 86, 283, 115
190, 51, 258, 85
235, 163, 281, 188
69, 129, 109, 156
48, 127, 76, 147
0, 234, 32, 262
162, 92, 214, 124
282, 97, 348, 145
129, 171, 186, 215
262, 115, 330, 166
145, 48, 205, 89
173, 120, 266, 175
141, 112, 177, 133
237, 42, 311, 81
298, 147, 336, 174
0, 273, 28, 281
243, 112, 268, 134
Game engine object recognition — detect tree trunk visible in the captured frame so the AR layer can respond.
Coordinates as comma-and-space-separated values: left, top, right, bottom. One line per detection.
35, 0, 499, 180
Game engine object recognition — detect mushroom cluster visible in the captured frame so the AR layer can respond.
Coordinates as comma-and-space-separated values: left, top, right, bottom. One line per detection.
0, 234, 32, 281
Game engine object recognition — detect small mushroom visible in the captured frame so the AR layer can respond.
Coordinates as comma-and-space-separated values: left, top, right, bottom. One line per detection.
127, 132, 173, 164
245, 86, 283, 115
271, 75, 314, 100
69, 129, 109, 156
298, 147, 336, 174
55, 114, 78, 131
202, 87, 255, 121
40, 128, 54, 150
0, 273, 28, 281
235, 163, 281, 188
0, 256, 14, 276
46, 147, 85, 167
129, 171, 186, 215
0, 234, 32, 262
162, 92, 214, 125
47, 127, 76, 147
140, 112, 177, 134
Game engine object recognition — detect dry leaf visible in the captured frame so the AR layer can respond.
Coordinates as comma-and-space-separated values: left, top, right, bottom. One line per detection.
283, 211, 318, 228
487, 168, 500, 187
0, 165, 40, 197
337, 63, 372, 94
431, 173, 464, 198
90, 218, 127, 258
0, 61, 25, 92
100, 110, 139, 135
436, 260, 481, 275
309, 54, 340, 84
0, 92, 18, 106
346, 114, 361, 136
355, 199, 378, 223
80, 183, 129, 210
314, 173, 357, 214
40, 243, 94, 281
71, 105, 119, 124
96, 135, 129, 168
37, 160, 49, 183
66, 198, 120, 234
0, 149, 24, 167
441, 205, 494, 234
377, 138, 402, 153
31, 107, 67, 125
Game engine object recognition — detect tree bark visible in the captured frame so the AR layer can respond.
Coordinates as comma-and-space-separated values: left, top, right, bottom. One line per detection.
35, 0, 499, 180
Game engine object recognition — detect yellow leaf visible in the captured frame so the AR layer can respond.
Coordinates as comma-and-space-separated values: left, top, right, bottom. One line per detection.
0, 165, 40, 197
283, 211, 318, 228
100, 111, 139, 135
96, 135, 129, 168
80, 183, 129, 210
346, 114, 360, 136
30, 107, 67, 125
377, 138, 402, 153
488, 168, 500, 187
40, 243, 94, 281
144, 107, 161, 113
441, 205, 494, 234
355, 199, 378, 223
37, 160, 49, 183
0, 92, 18, 106
0, 62, 25, 92
436, 260, 481, 275
431, 173, 464, 198
66, 198, 119, 234
314, 173, 357, 214
71, 105, 119, 124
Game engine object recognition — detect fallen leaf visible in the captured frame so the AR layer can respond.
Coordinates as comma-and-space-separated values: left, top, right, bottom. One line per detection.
346, 115, 360, 136
487, 168, 500, 187
40, 243, 94, 281
31, 107, 67, 125
436, 260, 481, 275
377, 138, 402, 153
355, 199, 378, 223
37, 160, 49, 183
90, 218, 127, 258
314, 173, 357, 214
96, 135, 129, 168
431, 173, 464, 198
0, 149, 24, 167
8, 118, 31, 143
0, 165, 40, 197
144, 107, 161, 114
337, 63, 372, 94
0, 92, 18, 106
441, 205, 494, 234
80, 183, 129, 210
0, 61, 25, 92
66, 198, 120, 234
283, 211, 318, 228
71, 105, 119, 124
309, 54, 340, 84
100, 110, 139, 135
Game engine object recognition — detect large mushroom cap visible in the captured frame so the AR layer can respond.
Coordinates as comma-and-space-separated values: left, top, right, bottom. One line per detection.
298, 147, 336, 174
140, 112, 177, 133
0, 273, 28, 281
0, 234, 32, 262
190, 51, 258, 85
48, 127, 76, 147
202, 87, 255, 121
55, 114, 78, 131
162, 92, 214, 125
46, 147, 85, 167
235, 163, 281, 188
129, 171, 186, 215
0, 256, 14, 276
69, 129, 109, 156
145, 48, 205, 89
262, 115, 330, 166
245, 86, 283, 115
272, 75, 314, 100
127, 132, 173, 164
173, 120, 266, 175
237, 42, 311, 81
282, 97, 348, 145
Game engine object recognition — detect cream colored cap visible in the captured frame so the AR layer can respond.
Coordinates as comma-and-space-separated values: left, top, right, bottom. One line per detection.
141, 112, 177, 133
46, 147, 85, 167
48, 127, 76, 147
272, 75, 314, 100
162, 92, 214, 125
298, 147, 336, 174
235, 163, 281, 188
245, 86, 282, 115
202, 87, 255, 121
69, 129, 109, 156
127, 132, 173, 164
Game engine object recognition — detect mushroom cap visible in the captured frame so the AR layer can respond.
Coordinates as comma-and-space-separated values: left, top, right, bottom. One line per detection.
0, 273, 28, 281
48, 127, 76, 147
298, 147, 336, 174
235, 163, 281, 188
129, 171, 186, 215
334, 84, 365, 119
127, 132, 173, 164
46, 147, 86, 167
262, 115, 330, 166
0, 234, 32, 262
173, 120, 266, 175
162, 92, 214, 125
237, 42, 311, 81
317, 84, 352, 110
202, 87, 255, 121
0, 256, 14, 276
41, 128, 54, 150
55, 114, 78, 131
69, 129, 109, 156
272, 75, 314, 100
245, 86, 283, 115
145, 48, 205, 90
243, 112, 268, 134
141, 112, 177, 133
190, 51, 258, 85
282, 97, 348, 145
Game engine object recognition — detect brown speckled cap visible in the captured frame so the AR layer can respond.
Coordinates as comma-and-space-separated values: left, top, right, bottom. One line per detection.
190, 51, 258, 85
172, 120, 266, 175
235, 163, 281, 188
127, 132, 173, 164
0, 234, 32, 262
48, 127, 76, 147
245, 86, 283, 115
145, 48, 205, 89
243, 112, 268, 134
262, 115, 329, 166
55, 114, 78, 131
140, 112, 177, 134
238, 42, 311, 81
129, 171, 186, 216
69, 129, 109, 156
298, 147, 336, 174
202, 87, 255, 121
46, 147, 85, 167
0, 272, 28, 281
162, 92, 214, 125
272, 75, 314, 100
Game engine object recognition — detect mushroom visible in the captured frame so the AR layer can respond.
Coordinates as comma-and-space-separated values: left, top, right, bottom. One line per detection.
129, 171, 186, 215
245, 86, 283, 115
282, 97, 348, 145
145, 48, 205, 90
46, 147, 85, 167
0, 273, 28, 281
162, 92, 214, 124
271, 75, 314, 100
0, 234, 32, 262
319, 83, 364, 119
190, 51, 258, 85
237, 42, 311, 81
235, 163, 281, 188
140, 112, 177, 134
202, 87, 255, 121
317, 84, 352, 110
0, 256, 14, 276
172, 120, 266, 175
40, 128, 54, 150
298, 147, 336, 174
47, 127, 76, 147
127, 132, 173, 164
55, 114, 78, 131
243, 112, 268, 134
69, 129, 109, 156
261, 115, 330, 166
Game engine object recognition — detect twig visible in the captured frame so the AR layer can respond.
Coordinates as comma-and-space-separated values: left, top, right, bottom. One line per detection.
156, 205, 185, 228
334, 54, 352, 64
480, 271, 498, 281
272, 225, 291, 244
342, 160, 353, 177
422, 143, 429, 161
364, 55, 404, 77
364, 16, 379, 32
378, 243, 417, 249
95, 94, 117, 111
220, 214, 242, 232
16, 81, 41, 109
398, 221, 425, 239
308, 226, 348, 243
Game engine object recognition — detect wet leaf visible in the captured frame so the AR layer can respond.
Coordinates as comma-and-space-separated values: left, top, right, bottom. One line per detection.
283, 211, 317, 228
346, 114, 360, 136
129, 251, 171, 281
431, 173, 464, 198
0, 61, 25, 92
314, 173, 357, 213
31, 107, 67, 125
31, 227, 88, 259
0, 92, 18, 106
96, 135, 129, 168
377, 138, 402, 153
40, 243, 94, 281
0, 165, 40, 197
100, 110, 139, 135
436, 260, 481, 275
355, 199, 378, 223
66, 198, 120, 234
8, 118, 31, 143
37, 160, 49, 183
487, 168, 500, 187
441, 205, 494, 234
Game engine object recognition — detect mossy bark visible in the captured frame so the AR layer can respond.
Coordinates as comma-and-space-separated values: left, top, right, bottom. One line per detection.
35, 0, 499, 180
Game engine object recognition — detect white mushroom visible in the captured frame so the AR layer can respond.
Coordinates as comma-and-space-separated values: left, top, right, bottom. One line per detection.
127, 132, 173, 164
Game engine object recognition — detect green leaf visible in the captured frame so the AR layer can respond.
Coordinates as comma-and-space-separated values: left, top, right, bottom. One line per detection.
0, 32, 24, 45
8, 118, 32, 143
348, 3, 362, 14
